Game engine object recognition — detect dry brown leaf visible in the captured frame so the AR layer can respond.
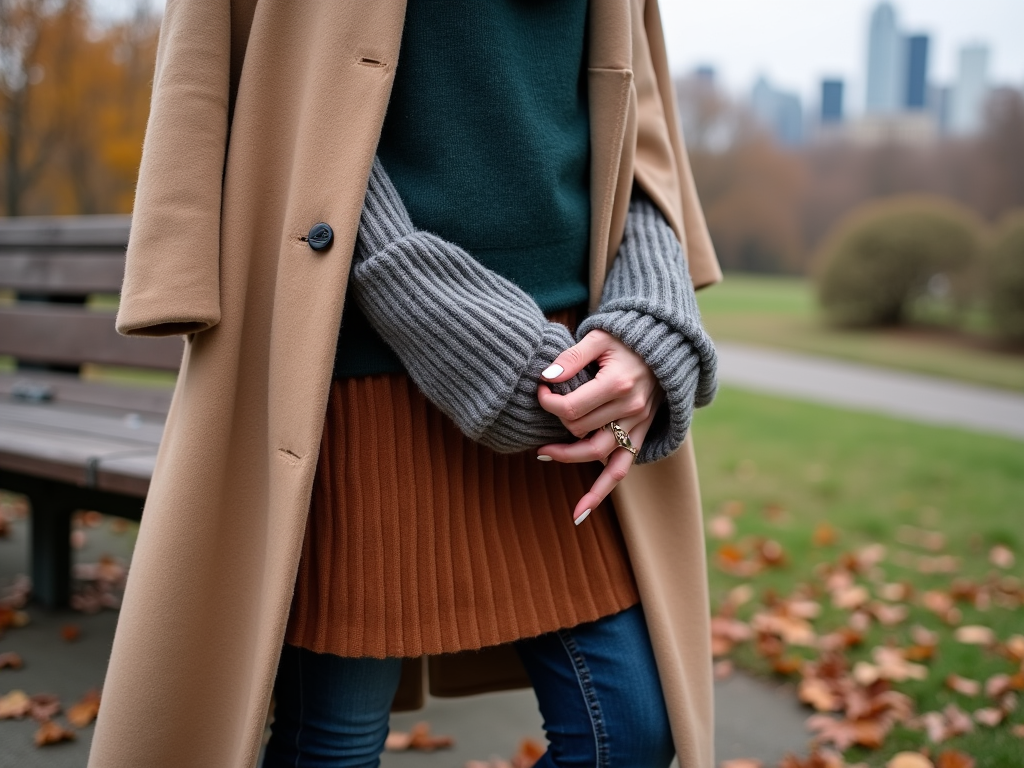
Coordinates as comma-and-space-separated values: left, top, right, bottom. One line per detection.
407, 722, 453, 751
786, 599, 822, 620
708, 515, 735, 540
799, 677, 840, 712
878, 583, 910, 602
922, 591, 953, 615
972, 707, 1003, 727
778, 750, 848, 768
750, 613, 816, 646
953, 625, 994, 646
813, 523, 838, 547
873, 646, 928, 682
943, 704, 974, 737
807, 715, 887, 750
935, 750, 975, 768
0, 652, 23, 670
727, 584, 754, 607
870, 602, 909, 626
772, 656, 804, 676
856, 543, 887, 569
920, 711, 948, 743
511, 738, 545, 768
945, 675, 981, 697
848, 611, 872, 633
983, 674, 1011, 699
66, 689, 100, 728
886, 753, 934, 768
904, 644, 936, 662
0, 689, 31, 719
34, 719, 75, 747
29, 693, 61, 722
911, 625, 939, 647
1003, 634, 1024, 662
989, 544, 1015, 569
832, 585, 870, 611
757, 539, 786, 567
60, 624, 81, 643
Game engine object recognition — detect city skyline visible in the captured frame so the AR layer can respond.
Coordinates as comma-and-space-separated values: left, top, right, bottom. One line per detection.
658, 0, 1022, 113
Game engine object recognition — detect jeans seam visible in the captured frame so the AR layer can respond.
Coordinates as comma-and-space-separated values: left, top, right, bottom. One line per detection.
556, 628, 610, 768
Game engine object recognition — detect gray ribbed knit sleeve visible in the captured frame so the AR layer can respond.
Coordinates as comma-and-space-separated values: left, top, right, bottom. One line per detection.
577, 193, 718, 464
349, 158, 591, 453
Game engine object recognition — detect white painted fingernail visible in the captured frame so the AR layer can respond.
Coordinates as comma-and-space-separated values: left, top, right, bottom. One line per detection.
574, 509, 591, 526
541, 363, 563, 379
537, 454, 553, 462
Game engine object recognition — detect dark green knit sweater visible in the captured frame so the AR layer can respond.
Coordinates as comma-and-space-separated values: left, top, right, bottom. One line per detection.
333, 0, 591, 378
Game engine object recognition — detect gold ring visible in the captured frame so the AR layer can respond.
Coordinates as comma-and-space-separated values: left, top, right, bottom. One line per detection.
604, 421, 638, 458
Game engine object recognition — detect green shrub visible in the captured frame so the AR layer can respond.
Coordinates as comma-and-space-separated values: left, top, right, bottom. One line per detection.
815, 197, 983, 327
987, 211, 1024, 341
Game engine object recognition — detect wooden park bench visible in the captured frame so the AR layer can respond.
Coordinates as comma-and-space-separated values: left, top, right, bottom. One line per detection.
0, 215, 182, 607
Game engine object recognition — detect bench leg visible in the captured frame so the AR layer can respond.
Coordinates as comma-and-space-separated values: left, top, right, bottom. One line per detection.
30, 499, 73, 608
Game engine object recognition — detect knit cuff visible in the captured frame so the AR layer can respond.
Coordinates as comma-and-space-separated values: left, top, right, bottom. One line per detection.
578, 309, 709, 463
483, 322, 592, 453
356, 157, 416, 259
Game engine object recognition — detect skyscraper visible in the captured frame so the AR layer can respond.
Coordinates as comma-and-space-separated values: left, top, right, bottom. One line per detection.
866, 2, 903, 114
821, 79, 844, 123
950, 44, 991, 135
751, 77, 804, 147
904, 34, 929, 110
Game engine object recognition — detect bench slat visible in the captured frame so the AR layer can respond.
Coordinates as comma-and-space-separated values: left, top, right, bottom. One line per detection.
0, 401, 164, 445
0, 215, 130, 248
0, 305, 183, 370
0, 252, 125, 294
0, 372, 174, 415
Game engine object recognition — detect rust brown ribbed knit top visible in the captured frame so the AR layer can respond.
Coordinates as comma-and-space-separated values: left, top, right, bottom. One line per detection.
286, 309, 640, 659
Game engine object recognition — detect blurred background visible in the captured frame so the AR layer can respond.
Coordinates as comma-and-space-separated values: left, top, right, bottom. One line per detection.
0, 1, 1022, 767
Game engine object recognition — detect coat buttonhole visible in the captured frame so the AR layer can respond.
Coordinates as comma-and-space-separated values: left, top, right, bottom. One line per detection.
277, 448, 303, 465
357, 57, 386, 68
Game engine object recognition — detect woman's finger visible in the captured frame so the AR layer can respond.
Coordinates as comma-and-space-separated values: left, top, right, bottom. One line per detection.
554, 391, 653, 438
537, 376, 624, 430
536, 413, 643, 464
572, 416, 654, 525
537, 330, 611, 383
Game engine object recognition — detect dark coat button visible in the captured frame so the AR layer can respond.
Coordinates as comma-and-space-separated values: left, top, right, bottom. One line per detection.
307, 223, 333, 251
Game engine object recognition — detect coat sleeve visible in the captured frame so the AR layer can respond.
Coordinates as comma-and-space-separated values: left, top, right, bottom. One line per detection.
630, 0, 722, 291
115, 0, 231, 337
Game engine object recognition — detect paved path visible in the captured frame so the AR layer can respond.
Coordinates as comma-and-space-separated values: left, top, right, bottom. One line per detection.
716, 342, 1024, 441
0, 516, 809, 767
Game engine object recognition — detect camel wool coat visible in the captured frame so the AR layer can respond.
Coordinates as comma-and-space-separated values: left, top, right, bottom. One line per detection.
91, 0, 724, 766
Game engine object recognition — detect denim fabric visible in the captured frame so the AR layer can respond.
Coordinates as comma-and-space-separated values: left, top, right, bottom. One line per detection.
262, 604, 673, 768
514, 604, 675, 768
262, 647, 402, 768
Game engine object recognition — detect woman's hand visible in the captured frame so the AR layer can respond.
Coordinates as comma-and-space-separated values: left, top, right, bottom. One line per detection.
535, 329, 663, 525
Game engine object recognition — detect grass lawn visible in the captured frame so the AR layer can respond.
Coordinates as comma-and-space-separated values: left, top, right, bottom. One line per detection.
693, 387, 1024, 766
697, 274, 1024, 393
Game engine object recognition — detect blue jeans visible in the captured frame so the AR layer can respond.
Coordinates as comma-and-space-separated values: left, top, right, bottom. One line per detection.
263, 604, 674, 768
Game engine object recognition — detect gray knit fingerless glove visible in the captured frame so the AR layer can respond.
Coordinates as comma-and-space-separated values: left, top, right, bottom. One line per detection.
349, 158, 591, 453
577, 193, 718, 463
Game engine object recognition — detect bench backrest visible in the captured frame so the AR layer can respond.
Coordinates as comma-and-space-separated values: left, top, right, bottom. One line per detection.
0, 216, 183, 372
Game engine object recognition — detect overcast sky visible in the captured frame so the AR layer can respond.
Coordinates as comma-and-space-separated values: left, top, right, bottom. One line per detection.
96, 0, 1024, 113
